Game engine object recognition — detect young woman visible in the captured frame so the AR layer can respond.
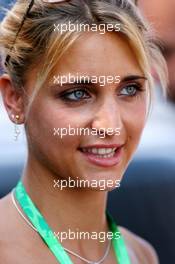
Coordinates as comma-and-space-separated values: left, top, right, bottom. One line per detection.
0, 0, 167, 263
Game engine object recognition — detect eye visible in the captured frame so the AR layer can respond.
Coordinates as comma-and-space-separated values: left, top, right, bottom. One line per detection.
119, 83, 142, 96
61, 88, 91, 101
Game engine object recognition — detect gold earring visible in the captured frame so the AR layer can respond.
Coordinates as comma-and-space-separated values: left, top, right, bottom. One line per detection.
12, 114, 21, 141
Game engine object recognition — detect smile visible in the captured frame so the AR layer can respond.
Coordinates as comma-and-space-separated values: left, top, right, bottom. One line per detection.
79, 144, 124, 167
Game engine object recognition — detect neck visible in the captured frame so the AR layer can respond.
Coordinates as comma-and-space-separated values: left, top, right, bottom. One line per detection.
21, 156, 110, 257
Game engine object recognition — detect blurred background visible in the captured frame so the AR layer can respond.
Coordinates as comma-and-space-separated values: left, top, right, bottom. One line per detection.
0, 1, 175, 263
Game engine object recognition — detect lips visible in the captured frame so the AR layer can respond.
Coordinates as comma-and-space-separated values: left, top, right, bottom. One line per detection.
79, 144, 124, 167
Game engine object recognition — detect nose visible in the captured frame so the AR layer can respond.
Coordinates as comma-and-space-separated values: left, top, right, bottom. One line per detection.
91, 99, 122, 137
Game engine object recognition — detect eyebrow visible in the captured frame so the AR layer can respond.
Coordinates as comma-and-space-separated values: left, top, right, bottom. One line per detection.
121, 75, 147, 82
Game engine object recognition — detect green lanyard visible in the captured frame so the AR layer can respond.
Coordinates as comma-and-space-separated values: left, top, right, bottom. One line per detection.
14, 181, 131, 264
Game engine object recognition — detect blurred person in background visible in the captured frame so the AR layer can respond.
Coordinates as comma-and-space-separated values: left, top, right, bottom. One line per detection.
138, 0, 175, 103
134, 0, 175, 159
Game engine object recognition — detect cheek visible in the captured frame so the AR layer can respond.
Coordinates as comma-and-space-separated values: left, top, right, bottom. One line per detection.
122, 98, 147, 154
25, 100, 86, 174
28, 100, 91, 153
132, 100, 147, 130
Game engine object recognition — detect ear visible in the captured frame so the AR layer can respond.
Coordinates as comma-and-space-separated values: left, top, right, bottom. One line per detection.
0, 74, 25, 124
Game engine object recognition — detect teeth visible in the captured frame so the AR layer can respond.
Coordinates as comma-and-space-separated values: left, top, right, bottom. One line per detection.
91, 148, 98, 154
97, 153, 115, 158
82, 147, 116, 156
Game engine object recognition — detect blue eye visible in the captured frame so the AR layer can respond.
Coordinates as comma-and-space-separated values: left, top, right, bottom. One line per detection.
120, 84, 141, 96
61, 89, 90, 101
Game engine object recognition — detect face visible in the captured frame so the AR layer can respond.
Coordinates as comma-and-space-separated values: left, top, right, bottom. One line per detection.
20, 32, 148, 190
138, 0, 175, 101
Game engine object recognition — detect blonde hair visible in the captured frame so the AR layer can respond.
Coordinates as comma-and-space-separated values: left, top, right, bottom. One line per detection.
0, 0, 167, 119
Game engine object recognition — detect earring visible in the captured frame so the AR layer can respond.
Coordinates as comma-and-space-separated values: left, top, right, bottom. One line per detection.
12, 114, 21, 141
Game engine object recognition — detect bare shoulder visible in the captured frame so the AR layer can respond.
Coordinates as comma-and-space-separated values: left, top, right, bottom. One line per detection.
119, 226, 159, 264
0, 193, 30, 263
0, 193, 12, 231
0, 194, 14, 261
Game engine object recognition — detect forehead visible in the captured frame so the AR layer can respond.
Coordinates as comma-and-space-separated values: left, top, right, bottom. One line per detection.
53, 31, 142, 77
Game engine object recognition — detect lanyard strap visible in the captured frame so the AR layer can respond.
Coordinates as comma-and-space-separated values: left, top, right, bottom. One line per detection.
14, 180, 131, 264
106, 212, 131, 264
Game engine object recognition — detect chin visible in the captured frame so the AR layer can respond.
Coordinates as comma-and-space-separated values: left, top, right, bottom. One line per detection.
74, 170, 122, 192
